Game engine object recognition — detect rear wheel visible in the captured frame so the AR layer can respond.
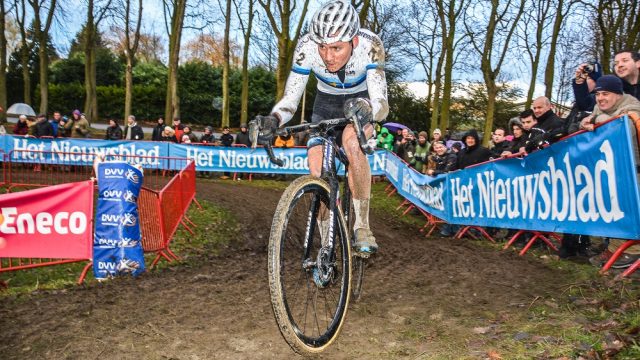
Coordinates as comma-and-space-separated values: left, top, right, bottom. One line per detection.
268, 175, 352, 354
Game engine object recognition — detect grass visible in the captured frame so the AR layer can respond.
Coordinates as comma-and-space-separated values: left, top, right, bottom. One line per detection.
2, 179, 639, 358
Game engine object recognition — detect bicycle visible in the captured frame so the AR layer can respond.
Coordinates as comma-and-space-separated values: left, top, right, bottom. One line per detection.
251, 115, 374, 354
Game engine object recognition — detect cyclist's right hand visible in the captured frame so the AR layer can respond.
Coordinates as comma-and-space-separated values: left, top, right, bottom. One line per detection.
249, 114, 279, 147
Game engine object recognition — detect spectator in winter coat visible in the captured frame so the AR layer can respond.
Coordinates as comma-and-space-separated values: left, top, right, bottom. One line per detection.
580, 75, 640, 130
152, 117, 165, 141
220, 126, 234, 147
275, 134, 295, 148
400, 130, 417, 165
501, 117, 527, 157
520, 111, 547, 154
161, 126, 178, 142
123, 115, 144, 140
32, 114, 54, 138
489, 127, 510, 158
72, 114, 91, 138
411, 131, 430, 173
376, 126, 394, 151
613, 50, 640, 101
456, 129, 491, 169
172, 117, 185, 142
530, 96, 565, 146
200, 126, 216, 144
426, 141, 457, 176
13, 115, 30, 135
51, 111, 62, 137
235, 124, 252, 147
105, 119, 123, 140
182, 125, 198, 143
572, 62, 601, 112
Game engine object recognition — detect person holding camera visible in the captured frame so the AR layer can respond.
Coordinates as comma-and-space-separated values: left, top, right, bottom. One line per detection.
572, 62, 602, 112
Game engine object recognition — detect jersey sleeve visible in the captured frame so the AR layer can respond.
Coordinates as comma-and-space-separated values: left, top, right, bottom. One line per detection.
271, 37, 313, 125
365, 35, 389, 122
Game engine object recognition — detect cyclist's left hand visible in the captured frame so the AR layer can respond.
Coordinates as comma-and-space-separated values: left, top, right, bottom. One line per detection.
344, 98, 373, 123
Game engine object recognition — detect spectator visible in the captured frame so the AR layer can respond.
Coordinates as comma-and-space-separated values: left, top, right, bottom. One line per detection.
72, 114, 91, 138
64, 109, 79, 136
501, 116, 527, 157
235, 123, 252, 147
172, 117, 185, 142
426, 140, 458, 236
200, 126, 216, 144
181, 134, 192, 144
182, 125, 198, 143
220, 126, 234, 147
572, 62, 601, 112
580, 75, 640, 268
431, 128, 443, 143
13, 115, 29, 135
450, 142, 462, 154
580, 75, 640, 130
531, 96, 565, 144
426, 141, 457, 177
58, 116, 70, 137
400, 130, 416, 165
376, 126, 394, 150
151, 117, 165, 141
123, 115, 144, 140
105, 119, 123, 140
411, 131, 430, 173
51, 111, 62, 137
489, 127, 510, 159
393, 128, 404, 154
32, 113, 54, 138
613, 49, 640, 100
161, 126, 178, 142
456, 129, 491, 169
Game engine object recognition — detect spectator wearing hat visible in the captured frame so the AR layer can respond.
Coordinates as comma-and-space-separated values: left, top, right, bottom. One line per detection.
431, 128, 443, 143
411, 131, 430, 173
579, 74, 640, 268
400, 129, 417, 165
32, 113, 54, 138
613, 49, 640, 100
161, 126, 178, 142
172, 117, 185, 142
152, 117, 165, 141
580, 75, 640, 130
200, 126, 216, 144
64, 109, 81, 137
456, 129, 491, 169
105, 119, 123, 140
501, 116, 527, 157
13, 115, 30, 135
72, 113, 91, 138
235, 123, 251, 148
123, 115, 144, 140
376, 126, 394, 151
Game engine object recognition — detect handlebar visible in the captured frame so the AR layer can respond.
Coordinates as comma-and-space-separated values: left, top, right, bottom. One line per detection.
251, 116, 375, 167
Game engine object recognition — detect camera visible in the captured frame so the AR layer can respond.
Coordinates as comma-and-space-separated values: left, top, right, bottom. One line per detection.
583, 64, 595, 74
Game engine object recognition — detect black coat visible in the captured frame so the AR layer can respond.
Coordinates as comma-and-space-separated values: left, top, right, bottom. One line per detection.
152, 124, 165, 141
534, 109, 565, 144
457, 130, 491, 169
220, 133, 234, 147
33, 120, 54, 138
489, 140, 511, 159
622, 79, 640, 101
431, 151, 458, 176
235, 131, 251, 147
105, 125, 123, 140
124, 124, 145, 140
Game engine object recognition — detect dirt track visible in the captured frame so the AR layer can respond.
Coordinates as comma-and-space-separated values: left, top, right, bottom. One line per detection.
0, 180, 582, 358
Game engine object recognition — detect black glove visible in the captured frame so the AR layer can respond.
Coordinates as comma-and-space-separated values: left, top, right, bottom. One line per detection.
344, 98, 373, 123
249, 115, 279, 146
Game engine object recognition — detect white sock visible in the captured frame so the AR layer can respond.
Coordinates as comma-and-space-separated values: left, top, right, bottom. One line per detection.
353, 199, 370, 231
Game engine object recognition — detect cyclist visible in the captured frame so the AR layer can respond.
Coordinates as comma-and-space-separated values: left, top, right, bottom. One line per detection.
251, 0, 388, 254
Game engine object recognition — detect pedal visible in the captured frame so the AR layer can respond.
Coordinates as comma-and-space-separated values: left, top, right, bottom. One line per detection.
353, 249, 372, 259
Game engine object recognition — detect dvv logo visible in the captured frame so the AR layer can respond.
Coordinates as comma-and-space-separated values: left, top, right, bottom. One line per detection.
101, 214, 122, 224
123, 190, 137, 203
102, 190, 123, 199
125, 169, 140, 184
104, 168, 124, 177
122, 213, 137, 226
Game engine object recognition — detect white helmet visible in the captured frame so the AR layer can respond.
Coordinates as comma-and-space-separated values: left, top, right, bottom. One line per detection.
310, 1, 360, 44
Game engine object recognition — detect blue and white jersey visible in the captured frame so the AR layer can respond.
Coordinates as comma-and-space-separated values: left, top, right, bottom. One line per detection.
272, 29, 389, 125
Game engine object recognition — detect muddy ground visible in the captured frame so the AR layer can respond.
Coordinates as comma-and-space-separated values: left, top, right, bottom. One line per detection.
0, 180, 624, 359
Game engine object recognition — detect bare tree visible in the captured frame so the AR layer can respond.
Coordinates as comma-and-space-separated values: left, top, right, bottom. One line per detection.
83, 0, 113, 123
221, 0, 232, 127
114, 0, 143, 121
233, 0, 256, 125
28, 0, 57, 114
257, 0, 310, 99
465, 0, 525, 145
163, 0, 187, 122
0, 0, 10, 121
14, 0, 33, 105
542, 0, 576, 99
591, 0, 640, 73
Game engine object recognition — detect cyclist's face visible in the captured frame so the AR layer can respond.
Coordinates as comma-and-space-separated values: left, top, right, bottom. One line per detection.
318, 39, 356, 73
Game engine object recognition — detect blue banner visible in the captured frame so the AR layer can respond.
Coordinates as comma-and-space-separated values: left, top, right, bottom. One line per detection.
93, 161, 146, 279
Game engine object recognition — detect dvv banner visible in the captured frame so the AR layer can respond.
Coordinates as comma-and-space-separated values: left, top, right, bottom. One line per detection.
0, 180, 94, 259
93, 161, 146, 279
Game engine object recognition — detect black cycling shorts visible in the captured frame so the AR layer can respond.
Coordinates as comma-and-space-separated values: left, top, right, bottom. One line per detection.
309, 90, 369, 148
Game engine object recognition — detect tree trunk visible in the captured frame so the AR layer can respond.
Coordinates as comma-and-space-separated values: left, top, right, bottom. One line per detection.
30, 0, 57, 115
221, 0, 232, 127
544, 0, 566, 99
483, 81, 497, 144
84, 0, 98, 123
238, 0, 255, 126
124, 56, 134, 120
439, 2, 457, 132
20, 46, 31, 105
165, 0, 187, 122
431, 52, 444, 133
123, 0, 143, 121
0, 0, 7, 122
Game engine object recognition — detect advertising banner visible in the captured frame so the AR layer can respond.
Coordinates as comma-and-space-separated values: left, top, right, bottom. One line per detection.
0, 180, 94, 259
93, 162, 146, 279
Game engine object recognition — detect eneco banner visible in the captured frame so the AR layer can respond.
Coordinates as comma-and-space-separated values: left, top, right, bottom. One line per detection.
0, 180, 94, 259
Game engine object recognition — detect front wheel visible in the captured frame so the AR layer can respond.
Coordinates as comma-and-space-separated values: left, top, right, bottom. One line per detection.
268, 175, 352, 354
